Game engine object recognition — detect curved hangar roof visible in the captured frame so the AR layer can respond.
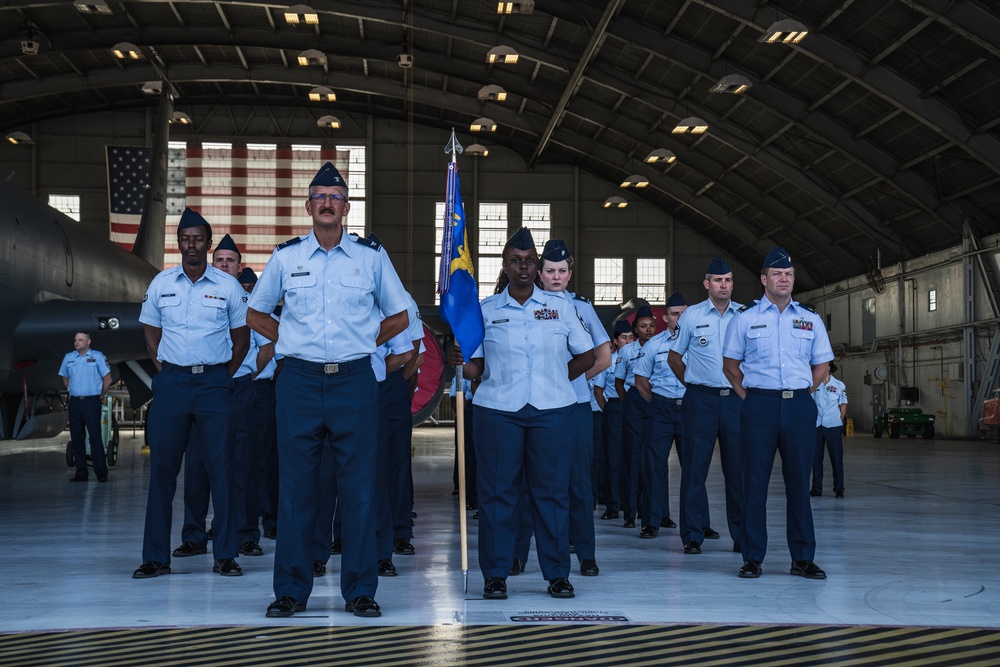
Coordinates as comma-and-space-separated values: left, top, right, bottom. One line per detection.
1, 0, 998, 289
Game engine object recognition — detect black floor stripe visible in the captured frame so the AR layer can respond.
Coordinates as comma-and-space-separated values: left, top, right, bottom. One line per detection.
2, 624, 999, 667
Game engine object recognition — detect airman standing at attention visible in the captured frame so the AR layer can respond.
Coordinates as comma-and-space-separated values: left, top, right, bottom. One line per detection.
60, 331, 112, 483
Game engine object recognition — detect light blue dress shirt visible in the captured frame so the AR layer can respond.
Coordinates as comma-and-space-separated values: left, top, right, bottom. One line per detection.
251, 313, 279, 381
373, 326, 417, 382
722, 295, 834, 390
59, 349, 111, 396
587, 376, 602, 412
814, 376, 848, 427
613, 340, 647, 393
633, 329, 686, 399
234, 289, 260, 378
671, 298, 742, 388
558, 291, 611, 405
140, 265, 248, 366
602, 351, 621, 400
248, 230, 409, 364
472, 284, 593, 412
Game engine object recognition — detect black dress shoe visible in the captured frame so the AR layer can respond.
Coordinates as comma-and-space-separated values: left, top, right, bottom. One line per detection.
835, 491, 844, 498
639, 526, 658, 539
213, 558, 243, 576
378, 559, 398, 577
263, 528, 277, 540
623, 518, 636, 528
483, 577, 507, 599
600, 509, 619, 520
314, 560, 326, 577
69, 476, 88, 483
97, 476, 108, 483
509, 559, 526, 577
346, 595, 382, 617
467, 501, 478, 510
580, 559, 600, 576
683, 541, 702, 554
330, 539, 342, 555
172, 541, 207, 558
703, 527, 720, 539
132, 561, 170, 579
660, 517, 676, 529
809, 489, 822, 497
239, 541, 264, 556
790, 560, 827, 579
393, 538, 415, 555
547, 577, 575, 598
266, 596, 305, 618
739, 560, 763, 578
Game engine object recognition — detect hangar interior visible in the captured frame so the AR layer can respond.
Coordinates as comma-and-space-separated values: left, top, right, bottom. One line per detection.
1, 0, 999, 663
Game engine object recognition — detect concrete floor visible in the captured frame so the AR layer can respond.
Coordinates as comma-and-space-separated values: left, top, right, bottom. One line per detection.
0, 426, 998, 632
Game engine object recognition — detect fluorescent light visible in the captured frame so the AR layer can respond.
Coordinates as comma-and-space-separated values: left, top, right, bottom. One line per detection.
673, 116, 709, 134
710, 74, 752, 95
759, 19, 809, 44
470, 117, 497, 132
317, 115, 341, 129
620, 174, 650, 189
284, 4, 319, 25
644, 149, 676, 164
477, 85, 508, 102
603, 196, 627, 209
308, 86, 336, 102
486, 45, 519, 64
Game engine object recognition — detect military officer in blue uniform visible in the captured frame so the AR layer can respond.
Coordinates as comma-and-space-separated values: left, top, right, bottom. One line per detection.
450, 227, 594, 601
594, 320, 633, 519
668, 257, 743, 554
247, 162, 409, 619
722, 246, 834, 580
633, 291, 687, 537
59, 331, 112, 483
811, 362, 848, 498
536, 239, 611, 578
133, 208, 250, 580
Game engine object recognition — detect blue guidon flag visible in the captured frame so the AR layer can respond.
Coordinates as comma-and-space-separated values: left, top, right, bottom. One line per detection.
437, 161, 484, 362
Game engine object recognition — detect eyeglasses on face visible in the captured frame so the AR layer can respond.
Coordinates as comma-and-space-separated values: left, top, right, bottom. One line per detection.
309, 193, 349, 203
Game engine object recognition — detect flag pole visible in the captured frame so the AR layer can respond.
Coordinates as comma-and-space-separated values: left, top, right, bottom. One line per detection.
444, 128, 469, 595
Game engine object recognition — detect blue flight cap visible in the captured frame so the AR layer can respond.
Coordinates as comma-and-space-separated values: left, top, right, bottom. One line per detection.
705, 256, 732, 275
215, 233, 240, 256
310, 161, 347, 189
506, 227, 535, 251
178, 207, 212, 238
666, 291, 687, 308
541, 239, 571, 262
613, 320, 632, 336
634, 305, 654, 320
238, 267, 257, 285
762, 246, 793, 270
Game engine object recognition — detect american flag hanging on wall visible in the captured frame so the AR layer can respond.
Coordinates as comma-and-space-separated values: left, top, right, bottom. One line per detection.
106, 145, 152, 251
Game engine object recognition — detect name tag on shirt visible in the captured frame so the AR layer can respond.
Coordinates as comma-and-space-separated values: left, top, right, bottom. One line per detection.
491, 319, 509, 324
291, 272, 310, 277
793, 319, 813, 330
534, 308, 559, 320
751, 324, 767, 330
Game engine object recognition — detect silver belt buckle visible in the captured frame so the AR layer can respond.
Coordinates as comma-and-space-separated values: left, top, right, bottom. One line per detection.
781, 390, 794, 399
720, 389, 730, 396
675, 399, 683, 406
191, 365, 204, 374
324, 363, 339, 375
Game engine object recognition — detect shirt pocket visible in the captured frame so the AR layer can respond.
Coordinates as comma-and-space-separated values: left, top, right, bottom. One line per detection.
790, 327, 815, 359
285, 272, 319, 313
746, 326, 772, 362
157, 294, 182, 326
200, 295, 229, 326
339, 273, 374, 315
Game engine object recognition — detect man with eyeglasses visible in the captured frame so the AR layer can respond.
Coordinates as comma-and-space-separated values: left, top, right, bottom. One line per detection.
248, 162, 409, 619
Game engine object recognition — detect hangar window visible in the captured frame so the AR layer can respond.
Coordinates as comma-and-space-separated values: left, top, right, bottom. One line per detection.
478, 203, 508, 299
522, 203, 550, 250
637, 258, 666, 304
434, 201, 445, 305
928, 289, 937, 312
594, 257, 623, 305
48, 194, 80, 221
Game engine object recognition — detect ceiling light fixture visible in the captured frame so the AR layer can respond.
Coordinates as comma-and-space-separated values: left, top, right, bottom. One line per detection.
486, 45, 519, 64
284, 4, 319, 25
141, 81, 163, 95
477, 84, 508, 102
466, 143, 489, 157
497, 1, 534, 14
297, 49, 327, 67
111, 42, 142, 60
75, 0, 112, 14
317, 115, 341, 129
759, 19, 809, 44
672, 117, 709, 134
308, 86, 336, 102
470, 117, 497, 132
620, 174, 650, 189
168, 112, 191, 125
603, 196, 628, 209
710, 74, 752, 94
5, 131, 33, 145
644, 148, 676, 164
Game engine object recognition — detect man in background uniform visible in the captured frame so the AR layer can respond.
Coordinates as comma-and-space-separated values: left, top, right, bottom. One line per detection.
811, 361, 848, 498
60, 331, 112, 483
594, 321, 633, 520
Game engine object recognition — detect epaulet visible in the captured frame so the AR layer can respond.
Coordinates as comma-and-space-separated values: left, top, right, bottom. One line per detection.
737, 303, 752, 313
573, 294, 592, 304
276, 236, 303, 250
353, 234, 381, 251
800, 302, 818, 314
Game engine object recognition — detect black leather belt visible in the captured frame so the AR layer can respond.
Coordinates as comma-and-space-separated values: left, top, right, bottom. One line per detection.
162, 362, 225, 374
69, 395, 100, 400
746, 387, 810, 399
686, 383, 733, 397
284, 356, 370, 375
652, 395, 683, 406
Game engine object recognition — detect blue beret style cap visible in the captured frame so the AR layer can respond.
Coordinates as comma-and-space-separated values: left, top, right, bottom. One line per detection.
666, 291, 687, 307
634, 305, 654, 320
310, 161, 347, 189
705, 256, 732, 275
613, 320, 632, 336
178, 207, 212, 237
762, 246, 793, 270
541, 239, 571, 262
216, 233, 240, 255
506, 227, 535, 251
238, 267, 257, 285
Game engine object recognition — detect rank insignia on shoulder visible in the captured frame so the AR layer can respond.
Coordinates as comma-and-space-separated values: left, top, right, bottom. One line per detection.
276, 236, 303, 250
737, 303, 752, 312
142, 293, 148, 303
573, 294, 592, 304
353, 235, 381, 251
578, 312, 590, 334
534, 308, 560, 320
242, 295, 249, 303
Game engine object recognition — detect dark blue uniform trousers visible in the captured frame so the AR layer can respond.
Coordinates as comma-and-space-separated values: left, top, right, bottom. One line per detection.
679, 385, 743, 546
312, 437, 339, 564
384, 370, 414, 541
812, 426, 845, 494
274, 359, 378, 604
376, 377, 396, 560
474, 403, 574, 581
180, 425, 212, 546
254, 379, 278, 535
568, 401, 597, 560
641, 395, 683, 529
68, 395, 107, 479
621, 387, 650, 521
590, 409, 604, 507
600, 398, 623, 512
740, 390, 818, 563
142, 365, 237, 564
